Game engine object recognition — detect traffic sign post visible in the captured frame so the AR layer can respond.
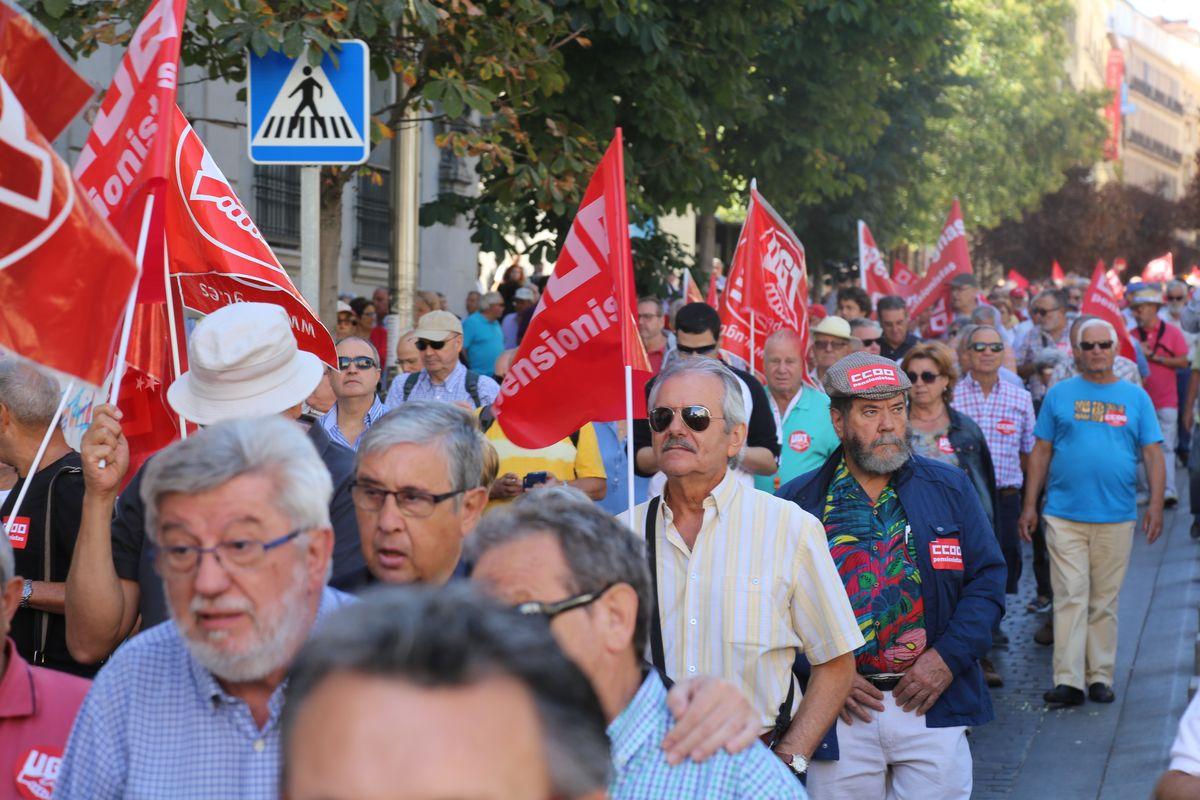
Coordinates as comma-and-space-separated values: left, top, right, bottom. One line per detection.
247, 40, 371, 314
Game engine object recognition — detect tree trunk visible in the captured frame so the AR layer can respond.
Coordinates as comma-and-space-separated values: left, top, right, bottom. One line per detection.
697, 212, 717, 280
318, 169, 346, 332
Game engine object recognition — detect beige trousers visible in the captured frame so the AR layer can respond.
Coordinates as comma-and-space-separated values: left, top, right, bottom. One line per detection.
1044, 515, 1136, 689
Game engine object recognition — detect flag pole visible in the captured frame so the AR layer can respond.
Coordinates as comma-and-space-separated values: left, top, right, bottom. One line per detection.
99, 193, 155, 469
750, 310, 756, 376
3, 380, 76, 537
162, 230, 188, 439
624, 365, 636, 529
857, 220, 868, 291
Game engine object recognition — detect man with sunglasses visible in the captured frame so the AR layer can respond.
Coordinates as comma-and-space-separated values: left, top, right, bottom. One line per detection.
385, 310, 500, 410
633, 357, 862, 784
469, 490, 805, 798
57, 417, 354, 799
810, 316, 855, 387
778, 352, 1005, 799
1019, 318, 1164, 707
1016, 289, 1073, 406
953, 325, 1037, 606
849, 318, 883, 356
65, 304, 366, 669
1128, 285, 1187, 507
320, 337, 385, 451
637, 296, 675, 375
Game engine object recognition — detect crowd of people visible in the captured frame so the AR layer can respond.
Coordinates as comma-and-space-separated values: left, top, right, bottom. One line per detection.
4, 260, 1200, 798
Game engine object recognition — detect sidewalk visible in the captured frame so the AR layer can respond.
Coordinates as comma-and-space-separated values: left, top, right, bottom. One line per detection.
971, 495, 1200, 798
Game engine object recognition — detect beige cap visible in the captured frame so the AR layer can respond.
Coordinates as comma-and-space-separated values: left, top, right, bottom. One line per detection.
413, 310, 464, 341
812, 315, 853, 340
337, 300, 353, 315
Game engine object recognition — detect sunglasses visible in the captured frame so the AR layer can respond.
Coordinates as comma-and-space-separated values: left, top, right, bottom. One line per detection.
814, 339, 849, 351
968, 342, 1005, 353
858, 337, 881, 347
338, 356, 378, 371
648, 405, 724, 433
1030, 306, 1061, 317
1079, 340, 1114, 351
676, 342, 718, 355
515, 584, 614, 620
1169, 295, 1187, 301
905, 370, 942, 384
415, 339, 450, 351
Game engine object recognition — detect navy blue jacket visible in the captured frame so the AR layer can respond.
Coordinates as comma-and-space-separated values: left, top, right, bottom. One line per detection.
777, 450, 1006, 760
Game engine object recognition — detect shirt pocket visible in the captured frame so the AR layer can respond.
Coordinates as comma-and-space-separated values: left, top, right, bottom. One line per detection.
722, 573, 783, 648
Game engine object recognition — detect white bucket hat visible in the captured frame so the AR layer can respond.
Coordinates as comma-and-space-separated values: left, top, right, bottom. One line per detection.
167, 303, 325, 425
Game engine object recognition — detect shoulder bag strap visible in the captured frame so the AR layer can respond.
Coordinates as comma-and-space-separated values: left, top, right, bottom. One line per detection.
37, 467, 78, 663
644, 496, 667, 677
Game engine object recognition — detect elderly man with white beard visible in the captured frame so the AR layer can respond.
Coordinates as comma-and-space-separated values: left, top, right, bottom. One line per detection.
55, 417, 353, 799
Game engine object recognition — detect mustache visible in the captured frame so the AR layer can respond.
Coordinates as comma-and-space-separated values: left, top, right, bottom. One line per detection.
191, 596, 254, 615
869, 434, 905, 449
663, 436, 697, 453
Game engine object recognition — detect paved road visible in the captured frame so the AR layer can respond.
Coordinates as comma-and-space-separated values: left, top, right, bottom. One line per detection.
971, 493, 1200, 799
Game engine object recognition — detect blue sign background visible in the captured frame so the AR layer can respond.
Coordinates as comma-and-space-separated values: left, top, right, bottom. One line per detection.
247, 40, 369, 165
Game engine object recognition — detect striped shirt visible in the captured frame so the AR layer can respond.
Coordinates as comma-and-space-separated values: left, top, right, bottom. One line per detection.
56, 587, 355, 800
632, 470, 863, 730
383, 362, 500, 409
319, 396, 387, 451
608, 671, 806, 799
952, 372, 1037, 488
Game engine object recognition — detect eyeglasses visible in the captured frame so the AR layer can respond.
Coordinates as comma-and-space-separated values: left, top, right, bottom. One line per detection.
858, 337, 881, 347
415, 338, 451, 351
676, 342, 718, 355
968, 342, 1005, 353
153, 529, 305, 575
648, 405, 724, 433
637, 312, 663, 321
1168, 295, 1188, 302
1030, 306, 1061, 317
515, 584, 614, 620
338, 356, 378, 371
349, 481, 467, 517
814, 339, 849, 351
905, 370, 942, 384
1079, 340, 1114, 351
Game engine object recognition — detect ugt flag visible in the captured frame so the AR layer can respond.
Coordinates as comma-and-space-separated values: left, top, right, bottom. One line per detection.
0, 74, 138, 386
858, 220, 895, 308
721, 187, 811, 378
906, 199, 973, 321
1081, 261, 1136, 362
0, 0, 94, 141
492, 131, 649, 448
165, 107, 336, 367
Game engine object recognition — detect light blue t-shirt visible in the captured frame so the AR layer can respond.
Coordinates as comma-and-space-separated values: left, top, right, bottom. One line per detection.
461, 311, 505, 375
1034, 376, 1162, 523
755, 388, 839, 493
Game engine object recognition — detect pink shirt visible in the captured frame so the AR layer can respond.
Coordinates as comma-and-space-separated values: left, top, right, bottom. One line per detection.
1132, 320, 1187, 409
0, 638, 90, 800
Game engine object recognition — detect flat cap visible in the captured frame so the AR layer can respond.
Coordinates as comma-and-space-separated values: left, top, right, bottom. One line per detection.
823, 352, 911, 399
950, 273, 979, 288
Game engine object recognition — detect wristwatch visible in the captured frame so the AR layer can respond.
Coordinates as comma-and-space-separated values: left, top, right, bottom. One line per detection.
784, 753, 808, 775
19, 579, 32, 609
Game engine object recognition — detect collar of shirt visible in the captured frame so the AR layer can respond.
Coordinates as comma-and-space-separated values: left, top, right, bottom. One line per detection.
662, 468, 739, 528
766, 387, 807, 438
607, 671, 667, 774
321, 396, 386, 443
0, 638, 34, 719
422, 361, 467, 389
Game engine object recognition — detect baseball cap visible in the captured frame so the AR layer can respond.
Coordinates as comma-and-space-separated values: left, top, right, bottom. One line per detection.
823, 352, 912, 399
812, 316, 852, 340
1127, 286, 1163, 307
337, 300, 353, 315
413, 310, 464, 341
514, 287, 535, 301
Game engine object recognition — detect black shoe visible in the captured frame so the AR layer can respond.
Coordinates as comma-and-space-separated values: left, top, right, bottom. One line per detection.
1166, 495, 1179, 508
991, 627, 1009, 647
1033, 620, 1054, 646
982, 658, 1004, 688
1044, 684, 1085, 706
1088, 683, 1115, 703
1027, 595, 1052, 613
1191, 520, 1200, 540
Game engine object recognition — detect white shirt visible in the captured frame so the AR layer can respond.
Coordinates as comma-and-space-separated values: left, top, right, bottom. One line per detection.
1170, 690, 1200, 775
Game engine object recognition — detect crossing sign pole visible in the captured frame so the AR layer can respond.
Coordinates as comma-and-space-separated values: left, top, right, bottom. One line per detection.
247, 40, 370, 316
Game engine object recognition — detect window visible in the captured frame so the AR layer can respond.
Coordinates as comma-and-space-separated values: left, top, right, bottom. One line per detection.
356, 168, 391, 262
253, 165, 300, 248
437, 119, 475, 193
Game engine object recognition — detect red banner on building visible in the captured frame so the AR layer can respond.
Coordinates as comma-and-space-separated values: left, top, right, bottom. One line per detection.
1104, 48, 1124, 162
1081, 261, 1136, 361
0, 0, 94, 141
493, 131, 650, 449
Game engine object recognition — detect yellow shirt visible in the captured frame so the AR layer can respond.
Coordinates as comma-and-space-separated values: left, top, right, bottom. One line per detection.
484, 418, 606, 509
632, 469, 863, 731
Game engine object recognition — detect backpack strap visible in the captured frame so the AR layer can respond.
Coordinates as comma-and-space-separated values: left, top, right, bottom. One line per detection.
479, 404, 496, 434
401, 371, 420, 401
465, 370, 482, 407
37, 466, 81, 664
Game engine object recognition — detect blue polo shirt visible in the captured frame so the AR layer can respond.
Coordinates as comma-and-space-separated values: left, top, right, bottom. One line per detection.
755, 387, 839, 493
461, 311, 505, 375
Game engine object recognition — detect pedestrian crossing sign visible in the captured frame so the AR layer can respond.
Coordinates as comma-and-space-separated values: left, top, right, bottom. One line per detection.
247, 40, 370, 165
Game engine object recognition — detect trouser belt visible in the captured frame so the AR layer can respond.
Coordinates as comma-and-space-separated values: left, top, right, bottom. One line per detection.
863, 673, 905, 691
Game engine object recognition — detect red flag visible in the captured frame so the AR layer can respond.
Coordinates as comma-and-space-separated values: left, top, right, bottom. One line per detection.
164, 107, 336, 366
1188, 266, 1200, 286
0, 76, 138, 385
705, 265, 721, 307
0, 0, 94, 141
858, 220, 895, 309
906, 199, 973, 320
722, 188, 810, 378
1142, 252, 1174, 283
1113, 257, 1128, 274
1104, 268, 1125, 300
892, 260, 918, 291
1081, 261, 1136, 362
492, 133, 650, 448
681, 267, 704, 304
1051, 260, 1065, 285
1007, 269, 1030, 290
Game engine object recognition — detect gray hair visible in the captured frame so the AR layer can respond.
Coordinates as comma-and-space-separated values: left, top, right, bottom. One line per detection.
961, 323, 1002, 349
0, 360, 60, 427
648, 357, 747, 433
849, 317, 882, 335
0, 533, 13, 587
281, 583, 611, 796
481, 291, 503, 307
357, 402, 482, 493
1167, 279, 1188, 295
1077, 317, 1117, 346
467, 488, 652, 654
970, 305, 1003, 327
140, 416, 332, 541
334, 335, 380, 364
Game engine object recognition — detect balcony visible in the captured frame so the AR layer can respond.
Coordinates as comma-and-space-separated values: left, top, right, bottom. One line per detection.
1127, 128, 1184, 165
253, 165, 300, 249
1128, 76, 1185, 114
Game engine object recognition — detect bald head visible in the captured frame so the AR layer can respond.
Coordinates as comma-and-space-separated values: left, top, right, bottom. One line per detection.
763, 329, 806, 399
